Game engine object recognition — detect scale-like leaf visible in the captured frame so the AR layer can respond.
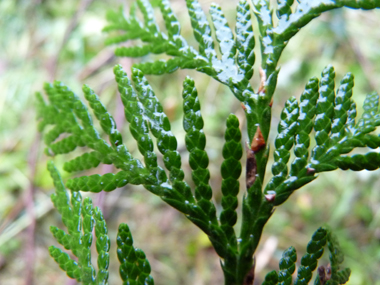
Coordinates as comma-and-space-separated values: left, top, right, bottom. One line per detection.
311, 66, 335, 166
266, 97, 299, 191
235, 0, 255, 80
209, 3, 235, 61
182, 77, 231, 260
220, 114, 242, 245
159, 0, 181, 39
330, 73, 354, 144
37, 72, 161, 194
335, 152, 380, 171
42, 1, 380, 284
253, 0, 273, 38
290, 77, 319, 176
182, 78, 213, 204
294, 227, 327, 285
104, 0, 252, 88
262, 270, 279, 285
83, 84, 122, 148
271, 65, 380, 206
63, 152, 102, 172
66, 172, 129, 192
325, 230, 351, 285
278, 246, 297, 284
137, 0, 159, 34
94, 208, 111, 284
113, 65, 156, 167
264, 227, 349, 285
47, 161, 110, 284
185, 0, 216, 61
117, 223, 154, 285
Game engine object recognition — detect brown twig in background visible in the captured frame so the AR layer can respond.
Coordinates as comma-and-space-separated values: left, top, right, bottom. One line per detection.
77, 49, 115, 81
23, 134, 41, 285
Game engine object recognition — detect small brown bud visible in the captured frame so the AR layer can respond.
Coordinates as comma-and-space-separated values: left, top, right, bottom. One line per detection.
246, 144, 257, 189
243, 257, 255, 285
317, 264, 331, 285
307, 167, 316, 175
265, 191, 276, 202
251, 126, 266, 152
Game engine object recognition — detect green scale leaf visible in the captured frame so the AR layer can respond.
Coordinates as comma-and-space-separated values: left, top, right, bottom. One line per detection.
289, 78, 320, 176
113, 65, 222, 244
308, 70, 380, 172
182, 79, 217, 219
159, 0, 181, 39
186, 0, 217, 61
66, 171, 129, 193
208, 2, 251, 91
41, 1, 380, 283
330, 73, 354, 144
121, 65, 195, 205
294, 227, 327, 285
262, 270, 279, 285
47, 161, 110, 284
273, 0, 380, 45
63, 151, 102, 172
210, 3, 236, 61
39, 64, 228, 252
310, 65, 336, 170
269, 0, 380, 74
104, 0, 380, 104
268, 65, 380, 206
181, 77, 232, 261
220, 114, 242, 245
104, 0, 259, 103
278, 246, 297, 285
104, 0, 195, 75
37, 79, 154, 192
335, 152, 380, 171
262, 227, 350, 285
94, 208, 111, 284
266, 96, 299, 191
113, 66, 157, 169
325, 231, 351, 285
182, 77, 212, 201
117, 223, 154, 285
235, 0, 255, 80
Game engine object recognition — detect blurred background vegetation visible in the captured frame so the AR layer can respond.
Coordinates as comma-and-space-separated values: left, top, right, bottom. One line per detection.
0, 0, 379, 284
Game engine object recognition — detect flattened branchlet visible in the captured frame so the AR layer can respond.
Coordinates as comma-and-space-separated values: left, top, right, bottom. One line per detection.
38, 0, 380, 284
